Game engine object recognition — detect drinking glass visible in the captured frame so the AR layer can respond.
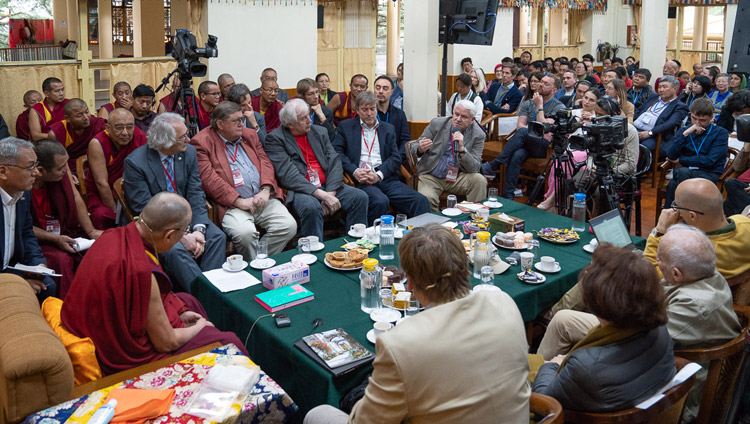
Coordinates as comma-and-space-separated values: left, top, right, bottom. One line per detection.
487, 188, 499, 203
395, 214, 407, 229
379, 288, 394, 308
257, 240, 269, 263
447, 195, 457, 209
404, 298, 420, 316
480, 265, 495, 286
298, 237, 310, 255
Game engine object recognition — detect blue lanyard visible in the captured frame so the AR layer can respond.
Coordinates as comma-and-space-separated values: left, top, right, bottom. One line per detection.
310, 112, 315, 123
542, 98, 554, 111
651, 99, 669, 114
689, 125, 713, 156
377, 110, 389, 123
632, 88, 644, 105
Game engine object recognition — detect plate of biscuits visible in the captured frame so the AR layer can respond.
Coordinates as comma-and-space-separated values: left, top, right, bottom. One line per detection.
324, 250, 368, 271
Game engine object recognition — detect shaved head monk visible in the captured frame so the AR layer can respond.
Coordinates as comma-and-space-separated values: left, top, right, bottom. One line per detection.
15, 89, 42, 141
29, 77, 69, 141
47, 98, 107, 170
86, 108, 147, 229
98, 81, 133, 120
327, 74, 369, 126
217, 73, 235, 100
197, 80, 220, 130
251, 78, 283, 132
61, 192, 248, 375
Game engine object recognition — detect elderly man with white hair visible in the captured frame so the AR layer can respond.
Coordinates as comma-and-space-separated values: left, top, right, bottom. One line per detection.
408, 99, 487, 211
265, 98, 368, 239
122, 112, 226, 292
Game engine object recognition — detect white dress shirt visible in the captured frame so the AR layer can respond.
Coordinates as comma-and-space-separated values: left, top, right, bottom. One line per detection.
1, 186, 22, 269
358, 119, 384, 180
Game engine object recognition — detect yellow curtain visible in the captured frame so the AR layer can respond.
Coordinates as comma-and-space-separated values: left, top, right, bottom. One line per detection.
108, 60, 181, 105
0, 63, 79, 138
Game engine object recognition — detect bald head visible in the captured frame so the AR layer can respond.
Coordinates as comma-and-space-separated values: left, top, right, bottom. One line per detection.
64, 98, 87, 117
108, 108, 134, 123
659, 224, 716, 283
217, 73, 234, 85
140, 192, 191, 233
674, 178, 723, 217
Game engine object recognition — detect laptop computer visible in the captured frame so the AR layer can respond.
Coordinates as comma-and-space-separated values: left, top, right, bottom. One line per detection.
588, 209, 638, 251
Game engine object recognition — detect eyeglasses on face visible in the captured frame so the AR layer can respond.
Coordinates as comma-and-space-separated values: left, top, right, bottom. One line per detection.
670, 200, 704, 215
1, 161, 39, 172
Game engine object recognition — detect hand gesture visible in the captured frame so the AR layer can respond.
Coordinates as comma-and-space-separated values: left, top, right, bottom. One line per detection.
418, 138, 433, 154
56, 235, 78, 253
532, 92, 544, 109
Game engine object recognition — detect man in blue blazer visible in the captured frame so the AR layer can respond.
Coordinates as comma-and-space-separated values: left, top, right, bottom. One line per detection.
122, 113, 226, 292
484, 65, 523, 114
333, 92, 429, 225
374, 76, 411, 160
0, 138, 55, 301
634, 75, 689, 157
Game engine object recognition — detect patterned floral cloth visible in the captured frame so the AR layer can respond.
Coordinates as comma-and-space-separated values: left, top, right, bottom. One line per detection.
23, 344, 297, 424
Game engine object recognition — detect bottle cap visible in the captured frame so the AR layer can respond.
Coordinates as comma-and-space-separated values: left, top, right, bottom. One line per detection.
363, 258, 379, 270
477, 231, 490, 242
574, 193, 586, 202
380, 215, 394, 225
106, 398, 118, 407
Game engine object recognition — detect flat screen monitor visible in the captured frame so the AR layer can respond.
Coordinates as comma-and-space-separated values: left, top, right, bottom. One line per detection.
439, 0, 499, 46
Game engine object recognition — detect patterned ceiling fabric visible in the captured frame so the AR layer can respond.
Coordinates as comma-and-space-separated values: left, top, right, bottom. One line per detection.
623, 0, 736, 4
499, 0, 607, 11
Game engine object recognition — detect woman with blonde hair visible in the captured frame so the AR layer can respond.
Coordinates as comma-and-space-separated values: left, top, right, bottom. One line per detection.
470, 68, 487, 96
605, 78, 634, 122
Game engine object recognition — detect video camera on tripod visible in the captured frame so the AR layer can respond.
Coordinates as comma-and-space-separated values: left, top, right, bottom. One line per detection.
157, 29, 218, 136
568, 115, 627, 155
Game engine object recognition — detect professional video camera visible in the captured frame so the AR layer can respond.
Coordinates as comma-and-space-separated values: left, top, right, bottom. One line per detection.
172, 29, 218, 78
529, 109, 583, 139
568, 115, 627, 154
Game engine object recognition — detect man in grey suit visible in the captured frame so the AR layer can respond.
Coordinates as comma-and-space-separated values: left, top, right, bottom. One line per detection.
409, 99, 487, 211
265, 99, 368, 239
122, 113, 226, 292
226, 83, 267, 146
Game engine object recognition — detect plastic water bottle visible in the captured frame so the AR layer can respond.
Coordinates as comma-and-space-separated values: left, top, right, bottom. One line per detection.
571, 193, 587, 232
360, 258, 382, 313
89, 399, 118, 424
378, 215, 395, 260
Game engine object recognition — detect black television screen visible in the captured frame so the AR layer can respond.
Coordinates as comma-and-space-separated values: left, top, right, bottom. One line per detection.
439, 0, 499, 46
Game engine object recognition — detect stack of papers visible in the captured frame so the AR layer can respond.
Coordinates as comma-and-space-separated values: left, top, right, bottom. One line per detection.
8, 264, 62, 277
203, 269, 261, 293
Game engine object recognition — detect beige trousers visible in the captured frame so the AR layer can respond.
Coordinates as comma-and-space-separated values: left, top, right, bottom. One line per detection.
418, 172, 488, 212
550, 282, 586, 315
537, 309, 599, 360
222, 198, 297, 262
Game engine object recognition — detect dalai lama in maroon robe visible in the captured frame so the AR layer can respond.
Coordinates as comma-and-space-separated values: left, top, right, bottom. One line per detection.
61, 193, 247, 375
86, 109, 147, 229
47, 98, 107, 170
31, 140, 103, 299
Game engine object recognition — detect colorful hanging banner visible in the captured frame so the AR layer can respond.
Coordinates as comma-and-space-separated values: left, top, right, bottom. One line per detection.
623, 0, 736, 4
499, 0, 607, 11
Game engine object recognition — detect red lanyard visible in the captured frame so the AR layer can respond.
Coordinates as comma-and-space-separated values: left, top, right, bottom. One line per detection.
223, 142, 239, 162
362, 128, 378, 159
161, 161, 177, 191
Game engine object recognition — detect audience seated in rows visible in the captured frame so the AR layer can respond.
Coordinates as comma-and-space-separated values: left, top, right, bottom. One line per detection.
86, 108, 147, 230
332, 91, 429, 225
266, 99, 368, 239
60, 193, 247, 376
305, 224, 531, 423
633, 75, 689, 156
191, 101, 296, 261
31, 140, 102, 299
122, 113, 226, 292
554, 70, 577, 106
47, 98, 107, 170
540, 227, 740, 422
484, 64, 523, 114
410, 99, 487, 211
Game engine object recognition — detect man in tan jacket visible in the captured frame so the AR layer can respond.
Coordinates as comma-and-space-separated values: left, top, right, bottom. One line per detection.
304, 224, 530, 424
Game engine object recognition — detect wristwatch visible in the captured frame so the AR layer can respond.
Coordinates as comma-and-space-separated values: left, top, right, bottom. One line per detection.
193, 225, 206, 235
650, 228, 664, 238
260, 187, 272, 193
648, 130, 653, 137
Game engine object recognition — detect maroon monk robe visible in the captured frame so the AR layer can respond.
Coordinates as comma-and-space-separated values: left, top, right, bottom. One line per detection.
99, 102, 115, 114
31, 170, 85, 299
61, 223, 247, 375
31, 98, 69, 134
196, 101, 211, 130
15, 109, 31, 140
86, 128, 147, 229
251, 96, 282, 132
49, 116, 107, 169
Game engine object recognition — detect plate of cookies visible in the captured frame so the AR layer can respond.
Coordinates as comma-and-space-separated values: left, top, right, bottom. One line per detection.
324, 250, 368, 271
493, 231, 533, 250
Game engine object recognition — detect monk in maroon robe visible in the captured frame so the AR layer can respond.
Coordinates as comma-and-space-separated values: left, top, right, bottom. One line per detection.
61, 193, 248, 375
97, 81, 132, 120
31, 140, 103, 299
86, 109, 147, 230
29, 77, 69, 141
327, 74, 368, 125
197, 80, 220, 130
252, 79, 283, 132
47, 98, 107, 170
15, 90, 42, 141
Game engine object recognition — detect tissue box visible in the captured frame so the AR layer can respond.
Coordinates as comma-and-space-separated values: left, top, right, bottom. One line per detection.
489, 212, 525, 234
262, 262, 310, 290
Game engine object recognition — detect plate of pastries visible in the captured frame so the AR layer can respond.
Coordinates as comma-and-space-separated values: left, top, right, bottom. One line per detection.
324, 250, 368, 271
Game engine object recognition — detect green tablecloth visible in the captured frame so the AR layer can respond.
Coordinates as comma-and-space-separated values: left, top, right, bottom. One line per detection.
192, 200, 644, 416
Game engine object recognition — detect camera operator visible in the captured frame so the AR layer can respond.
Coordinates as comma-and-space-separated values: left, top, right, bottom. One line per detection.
724, 115, 750, 216
663, 97, 729, 209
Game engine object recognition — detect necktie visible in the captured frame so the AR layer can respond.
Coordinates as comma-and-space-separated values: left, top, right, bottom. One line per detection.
164, 156, 175, 192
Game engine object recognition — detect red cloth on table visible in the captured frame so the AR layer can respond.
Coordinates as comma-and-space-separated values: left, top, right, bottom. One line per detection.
85, 128, 147, 229
15, 109, 31, 140
295, 133, 326, 185
49, 116, 107, 169
31, 98, 69, 134
251, 96, 282, 132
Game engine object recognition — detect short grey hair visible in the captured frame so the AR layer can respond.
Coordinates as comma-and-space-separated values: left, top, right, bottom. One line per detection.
454, 99, 475, 116
279, 98, 309, 127
354, 91, 377, 110
210, 101, 241, 130
659, 75, 681, 90
147, 113, 184, 150
661, 223, 716, 282
716, 73, 729, 83
0, 137, 34, 164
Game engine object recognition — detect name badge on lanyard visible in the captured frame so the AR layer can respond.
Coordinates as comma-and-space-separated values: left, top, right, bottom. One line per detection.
231, 164, 245, 187
307, 167, 321, 187
445, 135, 458, 182
45, 218, 61, 235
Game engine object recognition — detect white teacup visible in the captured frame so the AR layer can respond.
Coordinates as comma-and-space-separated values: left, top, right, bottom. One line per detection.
307, 235, 320, 247
226, 254, 244, 270
373, 321, 392, 338
477, 208, 490, 221
539, 256, 559, 272
350, 223, 366, 237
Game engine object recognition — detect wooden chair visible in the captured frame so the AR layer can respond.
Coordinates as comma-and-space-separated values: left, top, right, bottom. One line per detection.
717, 147, 740, 195
728, 268, 750, 306
403, 140, 466, 209
649, 134, 663, 188
563, 357, 697, 424
617, 145, 651, 237
530, 393, 564, 424
75, 155, 87, 201
654, 147, 738, 225
113, 177, 134, 223
480, 111, 518, 142
672, 305, 750, 424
